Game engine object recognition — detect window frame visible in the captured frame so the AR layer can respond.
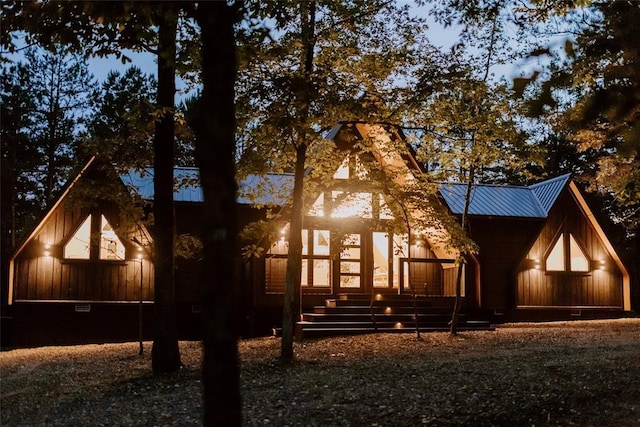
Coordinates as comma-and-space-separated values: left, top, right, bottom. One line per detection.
544, 231, 591, 274
62, 213, 128, 264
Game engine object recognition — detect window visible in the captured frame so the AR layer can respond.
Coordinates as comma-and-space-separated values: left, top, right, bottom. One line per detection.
64, 216, 92, 259
265, 228, 331, 293
545, 233, 589, 272
64, 214, 125, 261
100, 215, 125, 260
333, 154, 367, 180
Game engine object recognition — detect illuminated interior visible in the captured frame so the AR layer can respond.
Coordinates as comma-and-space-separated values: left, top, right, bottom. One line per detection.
63, 214, 125, 260
546, 236, 565, 271
569, 234, 589, 272
333, 155, 368, 180
64, 216, 92, 259
99, 215, 125, 260
372, 232, 389, 287
546, 233, 589, 272
331, 191, 373, 218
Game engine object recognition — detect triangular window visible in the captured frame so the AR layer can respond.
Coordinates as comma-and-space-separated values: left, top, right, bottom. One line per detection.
100, 215, 125, 260
332, 154, 368, 180
569, 234, 589, 272
545, 233, 589, 272
64, 216, 92, 259
64, 214, 125, 261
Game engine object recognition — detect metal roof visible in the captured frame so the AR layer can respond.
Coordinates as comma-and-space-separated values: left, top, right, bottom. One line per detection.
121, 166, 570, 218
120, 168, 294, 205
439, 174, 570, 219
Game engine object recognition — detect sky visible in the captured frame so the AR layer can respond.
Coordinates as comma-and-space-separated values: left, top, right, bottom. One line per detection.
5, 4, 551, 102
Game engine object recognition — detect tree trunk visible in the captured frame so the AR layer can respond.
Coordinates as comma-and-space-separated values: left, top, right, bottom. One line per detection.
151, 5, 181, 374
193, 3, 242, 426
450, 166, 474, 335
281, 1, 316, 361
281, 142, 307, 361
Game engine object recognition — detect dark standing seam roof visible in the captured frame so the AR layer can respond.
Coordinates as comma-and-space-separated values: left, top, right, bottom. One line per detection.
439, 174, 571, 219
120, 168, 294, 205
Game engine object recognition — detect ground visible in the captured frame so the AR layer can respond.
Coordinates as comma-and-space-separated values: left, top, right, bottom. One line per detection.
1, 319, 639, 426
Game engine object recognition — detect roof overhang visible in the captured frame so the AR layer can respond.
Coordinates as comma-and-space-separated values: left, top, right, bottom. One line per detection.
569, 181, 632, 311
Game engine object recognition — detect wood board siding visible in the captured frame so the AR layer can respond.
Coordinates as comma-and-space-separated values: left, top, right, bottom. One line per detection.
13, 255, 154, 302
467, 217, 544, 310
11, 186, 155, 303
517, 192, 624, 308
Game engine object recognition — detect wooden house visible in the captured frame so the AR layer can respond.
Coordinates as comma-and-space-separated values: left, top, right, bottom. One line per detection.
3, 123, 632, 346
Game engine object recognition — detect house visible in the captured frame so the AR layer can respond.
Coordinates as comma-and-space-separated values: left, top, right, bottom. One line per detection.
3, 123, 632, 346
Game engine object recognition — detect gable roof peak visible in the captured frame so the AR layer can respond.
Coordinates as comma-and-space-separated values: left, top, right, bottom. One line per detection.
528, 173, 571, 215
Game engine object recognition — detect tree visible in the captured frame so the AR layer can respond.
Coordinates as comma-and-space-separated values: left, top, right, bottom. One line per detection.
85, 66, 157, 170
1, 0, 187, 373
148, 2, 182, 374
1, 63, 38, 252
1, 45, 95, 256
551, 2, 638, 230
237, 0, 431, 361
188, 3, 242, 424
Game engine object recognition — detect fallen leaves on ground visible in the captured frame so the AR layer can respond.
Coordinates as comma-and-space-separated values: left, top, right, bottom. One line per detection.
1, 319, 639, 426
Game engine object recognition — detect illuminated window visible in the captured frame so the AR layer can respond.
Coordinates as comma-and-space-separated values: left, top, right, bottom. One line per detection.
64, 216, 91, 259
332, 155, 367, 180
308, 193, 324, 217
265, 227, 331, 291
379, 195, 394, 219
64, 214, 125, 261
333, 158, 350, 179
569, 235, 589, 272
546, 237, 565, 271
99, 215, 125, 260
545, 233, 589, 272
331, 191, 373, 218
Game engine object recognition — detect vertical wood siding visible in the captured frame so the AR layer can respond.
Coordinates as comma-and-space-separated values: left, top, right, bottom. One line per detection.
517, 192, 623, 308
12, 199, 155, 303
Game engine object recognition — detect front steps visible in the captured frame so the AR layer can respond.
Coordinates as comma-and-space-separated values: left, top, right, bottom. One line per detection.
291, 294, 493, 338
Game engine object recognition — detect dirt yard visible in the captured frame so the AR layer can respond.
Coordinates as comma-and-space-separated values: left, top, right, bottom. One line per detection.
1, 318, 639, 426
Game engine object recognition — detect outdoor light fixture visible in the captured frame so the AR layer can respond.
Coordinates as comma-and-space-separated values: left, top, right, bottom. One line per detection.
599, 259, 605, 270
394, 322, 404, 329
375, 293, 383, 301
384, 307, 392, 314
44, 244, 52, 257
534, 258, 541, 270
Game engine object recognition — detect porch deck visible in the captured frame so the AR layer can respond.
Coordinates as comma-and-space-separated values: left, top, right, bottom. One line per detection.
287, 294, 493, 339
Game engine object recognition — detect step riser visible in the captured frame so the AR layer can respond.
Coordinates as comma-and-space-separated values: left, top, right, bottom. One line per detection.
302, 314, 466, 322
293, 294, 489, 338
313, 307, 455, 315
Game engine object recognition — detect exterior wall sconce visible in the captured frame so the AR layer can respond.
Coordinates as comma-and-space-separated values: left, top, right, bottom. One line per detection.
136, 246, 143, 260
599, 259, 605, 270
534, 258, 541, 270
44, 244, 52, 257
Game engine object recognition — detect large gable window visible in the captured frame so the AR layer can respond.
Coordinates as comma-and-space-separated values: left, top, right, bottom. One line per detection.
545, 233, 589, 272
64, 214, 125, 261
